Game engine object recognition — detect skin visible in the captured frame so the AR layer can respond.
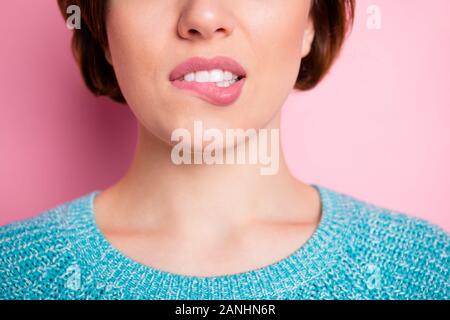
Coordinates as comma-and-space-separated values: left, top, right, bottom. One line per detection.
95, 0, 321, 277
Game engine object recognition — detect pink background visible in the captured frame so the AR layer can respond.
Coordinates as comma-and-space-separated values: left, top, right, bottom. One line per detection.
1, 0, 449, 231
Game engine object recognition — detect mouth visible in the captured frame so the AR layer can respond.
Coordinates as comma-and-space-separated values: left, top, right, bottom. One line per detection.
169, 56, 247, 107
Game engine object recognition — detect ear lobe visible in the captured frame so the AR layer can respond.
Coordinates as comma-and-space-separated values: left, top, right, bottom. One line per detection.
301, 18, 315, 58
104, 47, 112, 65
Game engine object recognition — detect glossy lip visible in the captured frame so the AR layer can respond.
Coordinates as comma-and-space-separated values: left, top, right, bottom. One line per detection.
169, 56, 247, 107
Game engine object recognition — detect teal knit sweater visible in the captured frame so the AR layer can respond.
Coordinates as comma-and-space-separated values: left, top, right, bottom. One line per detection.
0, 185, 448, 300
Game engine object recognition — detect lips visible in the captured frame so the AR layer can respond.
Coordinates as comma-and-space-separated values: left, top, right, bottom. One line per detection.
169, 56, 247, 107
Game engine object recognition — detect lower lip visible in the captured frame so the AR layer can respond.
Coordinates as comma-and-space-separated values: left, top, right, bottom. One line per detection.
170, 78, 246, 107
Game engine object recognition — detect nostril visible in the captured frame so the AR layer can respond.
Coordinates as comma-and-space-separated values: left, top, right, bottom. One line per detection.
186, 27, 228, 38
188, 29, 200, 36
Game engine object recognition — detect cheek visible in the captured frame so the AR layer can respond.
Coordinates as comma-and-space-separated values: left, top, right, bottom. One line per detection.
243, 6, 308, 121
106, 7, 167, 98
105, 6, 178, 136
255, 13, 306, 82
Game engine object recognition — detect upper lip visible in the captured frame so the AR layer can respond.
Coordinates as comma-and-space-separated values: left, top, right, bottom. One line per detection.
169, 56, 247, 81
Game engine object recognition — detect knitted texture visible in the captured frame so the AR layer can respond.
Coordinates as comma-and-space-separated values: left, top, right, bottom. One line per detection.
0, 184, 448, 300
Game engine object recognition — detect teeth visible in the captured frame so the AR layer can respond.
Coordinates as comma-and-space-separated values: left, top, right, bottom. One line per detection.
184, 72, 195, 82
216, 81, 230, 88
209, 69, 224, 82
182, 69, 241, 84
224, 71, 233, 81
216, 79, 237, 88
195, 71, 210, 83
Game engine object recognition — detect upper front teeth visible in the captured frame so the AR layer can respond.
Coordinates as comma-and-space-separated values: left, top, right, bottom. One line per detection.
183, 69, 239, 83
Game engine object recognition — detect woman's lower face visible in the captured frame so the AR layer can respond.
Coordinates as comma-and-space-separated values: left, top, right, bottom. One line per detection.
105, 0, 313, 148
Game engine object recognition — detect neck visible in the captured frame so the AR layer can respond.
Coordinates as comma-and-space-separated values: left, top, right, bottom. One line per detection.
98, 111, 320, 236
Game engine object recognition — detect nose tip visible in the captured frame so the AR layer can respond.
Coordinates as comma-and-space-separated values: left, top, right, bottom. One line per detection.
177, 2, 234, 40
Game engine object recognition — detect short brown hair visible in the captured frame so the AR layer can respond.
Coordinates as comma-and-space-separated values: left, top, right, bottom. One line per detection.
57, 0, 355, 104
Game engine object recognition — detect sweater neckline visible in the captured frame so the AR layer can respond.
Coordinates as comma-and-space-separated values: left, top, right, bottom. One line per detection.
72, 184, 353, 299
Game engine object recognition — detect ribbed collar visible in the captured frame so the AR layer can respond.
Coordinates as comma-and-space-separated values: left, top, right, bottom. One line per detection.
65, 184, 355, 299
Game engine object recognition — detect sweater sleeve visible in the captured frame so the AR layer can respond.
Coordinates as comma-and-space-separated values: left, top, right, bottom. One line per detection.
0, 208, 79, 299
367, 208, 449, 299
402, 217, 450, 299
